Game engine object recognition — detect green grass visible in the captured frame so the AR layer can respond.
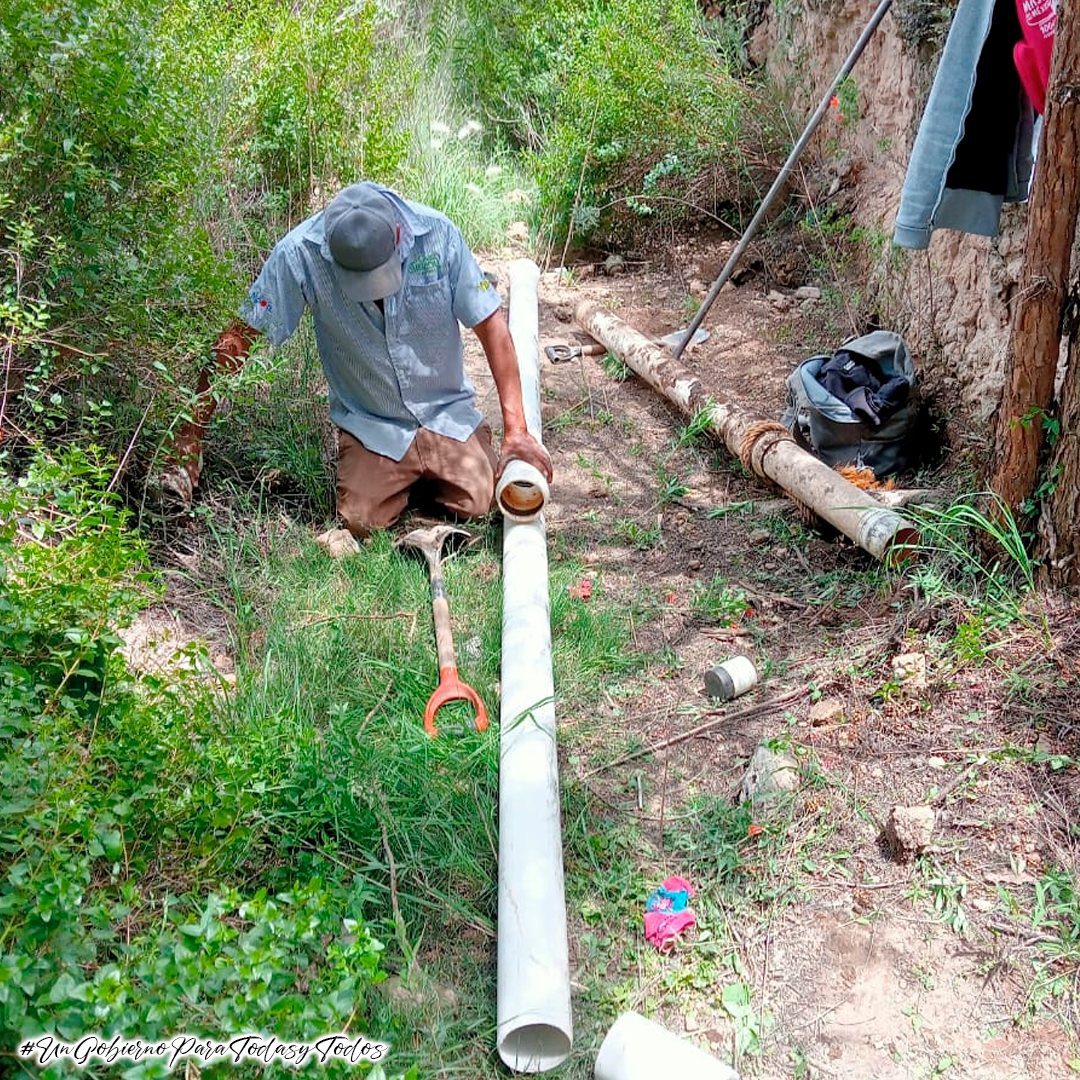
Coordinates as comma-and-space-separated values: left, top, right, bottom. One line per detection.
398, 77, 533, 252
1, 450, 649, 1078
195, 493, 649, 1075
691, 574, 749, 625
901, 494, 1042, 632
201, 329, 337, 520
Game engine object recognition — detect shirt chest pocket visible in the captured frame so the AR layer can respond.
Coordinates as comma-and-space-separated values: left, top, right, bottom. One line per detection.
400, 275, 457, 342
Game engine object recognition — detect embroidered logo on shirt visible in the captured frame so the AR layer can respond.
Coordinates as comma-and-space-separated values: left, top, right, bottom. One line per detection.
408, 253, 441, 277
249, 289, 273, 313
477, 277, 492, 291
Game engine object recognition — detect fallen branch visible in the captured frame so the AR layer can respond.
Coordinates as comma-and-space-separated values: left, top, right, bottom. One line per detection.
587, 686, 808, 776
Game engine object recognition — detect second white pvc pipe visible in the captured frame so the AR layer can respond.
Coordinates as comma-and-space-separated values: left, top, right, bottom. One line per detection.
497, 259, 573, 1071
595, 1012, 740, 1080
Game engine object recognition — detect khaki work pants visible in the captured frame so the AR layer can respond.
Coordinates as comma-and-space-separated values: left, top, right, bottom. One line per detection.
337, 423, 498, 537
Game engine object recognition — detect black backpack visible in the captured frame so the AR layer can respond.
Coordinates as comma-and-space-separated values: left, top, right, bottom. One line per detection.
782, 331, 920, 478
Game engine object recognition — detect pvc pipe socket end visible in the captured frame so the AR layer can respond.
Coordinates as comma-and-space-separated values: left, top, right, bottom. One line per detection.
703, 655, 758, 701
594, 1012, 740, 1080
496, 459, 549, 522
856, 507, 919, 564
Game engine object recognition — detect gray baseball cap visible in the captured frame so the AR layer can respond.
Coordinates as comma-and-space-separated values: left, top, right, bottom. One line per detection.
324, 184, 403, 301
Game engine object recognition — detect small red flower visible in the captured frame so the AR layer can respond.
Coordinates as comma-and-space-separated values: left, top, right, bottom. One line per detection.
568, 578, 593, 601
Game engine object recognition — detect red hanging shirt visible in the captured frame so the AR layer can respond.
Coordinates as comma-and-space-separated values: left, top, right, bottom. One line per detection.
1014, 0, 1057, 113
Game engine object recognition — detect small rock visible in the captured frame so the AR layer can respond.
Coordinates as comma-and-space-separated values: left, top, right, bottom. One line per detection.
885, 805, 936, 862
381, 975, 459, 1010
688, 278, 707, 298
740, 744, 800, 805
601, 254, 626, 276
767, 289, 791, 310
381, 975, 423, 1007
210, 650, 234, 675
793, 286, 822, 301
927, 756, 947, 769
748, 528, 772, 545
891, 652, 927, 690
984, 869, 1034, 885
315, 528, 360, 559
809, 697, 845, 726
506, 220, 529, 243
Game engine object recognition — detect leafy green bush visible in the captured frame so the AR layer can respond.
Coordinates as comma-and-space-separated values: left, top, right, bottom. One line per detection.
0, 0, 414, 466
0, 451, 392, 1073
450, 0, 775, 246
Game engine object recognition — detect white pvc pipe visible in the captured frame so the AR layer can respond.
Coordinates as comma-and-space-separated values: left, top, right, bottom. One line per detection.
497, 261, 550, 521
496, 458, 549, 522
595, 1013, 740, 1080
497, 259, 572, 1072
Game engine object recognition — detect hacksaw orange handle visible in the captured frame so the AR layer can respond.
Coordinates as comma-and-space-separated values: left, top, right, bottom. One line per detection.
423, 665, 489, 737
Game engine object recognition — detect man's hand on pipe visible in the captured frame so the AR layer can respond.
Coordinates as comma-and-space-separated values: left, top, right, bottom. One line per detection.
497, 429, 552, 483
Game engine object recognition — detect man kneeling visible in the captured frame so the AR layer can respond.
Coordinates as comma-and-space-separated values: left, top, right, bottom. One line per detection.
163, 182, 551, 536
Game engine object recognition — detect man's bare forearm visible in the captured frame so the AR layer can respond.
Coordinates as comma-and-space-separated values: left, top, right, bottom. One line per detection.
473, 309, 528, 436
166, 321, 260, 486
472, 309, 552, 481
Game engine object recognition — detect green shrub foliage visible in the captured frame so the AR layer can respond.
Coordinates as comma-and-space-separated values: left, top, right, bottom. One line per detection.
450, 0, 770, 245
0, 451, 391, 1072
0, 0, 413, 460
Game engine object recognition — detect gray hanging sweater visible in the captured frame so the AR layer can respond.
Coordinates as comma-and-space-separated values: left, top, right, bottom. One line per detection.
893, 0, 1038, 250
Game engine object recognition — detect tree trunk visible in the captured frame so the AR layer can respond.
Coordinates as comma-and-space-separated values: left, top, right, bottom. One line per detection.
988, 8, 1080, 512
1040, 309, 1080, 586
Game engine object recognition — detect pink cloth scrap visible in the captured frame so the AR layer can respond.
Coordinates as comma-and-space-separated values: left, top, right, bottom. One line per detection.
644, 875, 697, 951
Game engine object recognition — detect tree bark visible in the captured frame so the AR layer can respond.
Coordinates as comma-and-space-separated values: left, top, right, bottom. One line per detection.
988, 9, 1080, 512
1040, 306, 1080, 586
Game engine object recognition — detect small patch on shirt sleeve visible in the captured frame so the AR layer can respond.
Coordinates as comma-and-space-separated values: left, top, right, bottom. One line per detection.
249, 289, 274, 314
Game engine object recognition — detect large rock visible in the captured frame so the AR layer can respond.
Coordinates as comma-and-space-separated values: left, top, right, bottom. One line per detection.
884, 805, 936, 861
740, 744, 800, 805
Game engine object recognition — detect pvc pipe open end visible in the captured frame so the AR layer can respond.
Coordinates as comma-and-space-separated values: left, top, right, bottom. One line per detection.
498, 1023, 572, 1073
496, 459, 549, 522
885, 526, 921, 567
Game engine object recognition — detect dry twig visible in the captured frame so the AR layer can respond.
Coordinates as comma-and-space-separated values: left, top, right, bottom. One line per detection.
587, 686, 808, 776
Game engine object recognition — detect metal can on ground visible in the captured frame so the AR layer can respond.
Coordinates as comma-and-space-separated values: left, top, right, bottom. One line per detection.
703, 655, 758, 702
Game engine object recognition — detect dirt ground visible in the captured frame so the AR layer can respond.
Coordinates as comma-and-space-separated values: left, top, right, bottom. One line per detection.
136, 245, 1080, 1078
465, 255, 1080, 1079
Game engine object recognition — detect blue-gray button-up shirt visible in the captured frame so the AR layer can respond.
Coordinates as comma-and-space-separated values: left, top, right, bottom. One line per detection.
239, 183, 502, 461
